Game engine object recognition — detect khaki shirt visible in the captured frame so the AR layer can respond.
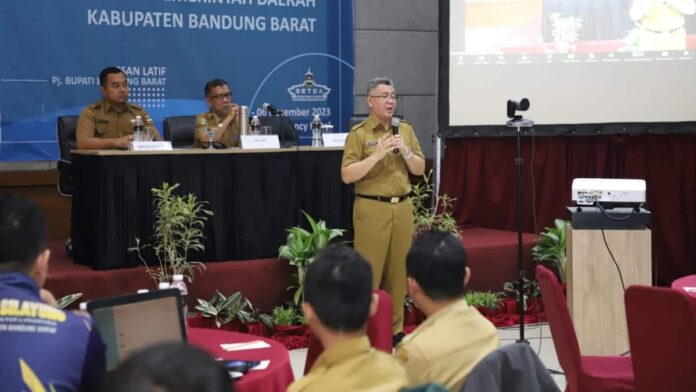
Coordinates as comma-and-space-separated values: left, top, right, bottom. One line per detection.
76, 99, 160, 142
395, 299, 499, 391
193, 111, 240, 148
288, 335, 408, 392
342, 115, 424, 196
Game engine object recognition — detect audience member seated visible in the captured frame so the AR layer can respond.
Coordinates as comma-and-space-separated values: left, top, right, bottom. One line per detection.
396, 230, 499, 391
194, 78, 240, 149
76, 66, 162, 149
101, 342, 232, 392
288, 245, 408, 392
0, 194, 106, 391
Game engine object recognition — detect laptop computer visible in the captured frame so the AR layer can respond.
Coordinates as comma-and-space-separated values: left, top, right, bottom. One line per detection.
86, 288, 187, 370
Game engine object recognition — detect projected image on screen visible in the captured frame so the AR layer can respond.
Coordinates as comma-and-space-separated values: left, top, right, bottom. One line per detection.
447, 0, 696, 126
455, 0, 696, 62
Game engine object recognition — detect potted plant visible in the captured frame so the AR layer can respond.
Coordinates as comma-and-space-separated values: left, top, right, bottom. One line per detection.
268, 304, 306, 336
502, 277, 541, 312
196, 290, 272, 336
129, 182, 213, 285
411, 170, 460, 238
464, 291, 501, 316
532, 219, 569, 283
278, 211, 344, 305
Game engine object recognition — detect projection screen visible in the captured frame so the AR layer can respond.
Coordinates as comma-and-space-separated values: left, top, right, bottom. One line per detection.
443, 0, 696, 129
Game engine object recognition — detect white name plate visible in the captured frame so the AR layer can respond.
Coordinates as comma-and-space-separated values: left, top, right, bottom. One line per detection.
241, 135, 280, 149
322, 133, 348, 147
129, 141, 173, 151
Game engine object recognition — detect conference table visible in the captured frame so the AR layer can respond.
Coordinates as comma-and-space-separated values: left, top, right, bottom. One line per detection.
672, 275, 696, 298
187, 328, 294, 392
71, 147, 354, 270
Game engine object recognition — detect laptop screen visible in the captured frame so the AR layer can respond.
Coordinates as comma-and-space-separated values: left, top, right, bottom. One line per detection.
87, 289, 186, 370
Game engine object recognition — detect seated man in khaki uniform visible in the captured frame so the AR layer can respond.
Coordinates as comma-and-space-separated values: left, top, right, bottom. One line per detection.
76, 66, 161, 149
396, 230, 499, 391
288, 245, 408, 392
630, 0, 696, 51
194, 78, 240, 148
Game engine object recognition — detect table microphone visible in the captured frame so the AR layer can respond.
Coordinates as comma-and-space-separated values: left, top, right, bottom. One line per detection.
391, 117, 400, 154
262, 103, 280, 116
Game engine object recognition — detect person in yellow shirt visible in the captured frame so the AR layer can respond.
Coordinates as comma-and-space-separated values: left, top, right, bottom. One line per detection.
288, 245, 408, 392
76, 66, 161, 149
395, 230, 500, 391
341, 77, 425, 342
194, 78, 240, 148
630, 0, 696, 50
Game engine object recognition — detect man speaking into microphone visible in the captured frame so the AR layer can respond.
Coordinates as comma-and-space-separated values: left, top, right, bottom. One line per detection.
194, 78, 240, 148
341, 77, 425, 343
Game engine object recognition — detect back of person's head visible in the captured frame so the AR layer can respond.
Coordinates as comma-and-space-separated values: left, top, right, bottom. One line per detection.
101, 343, 232, 392
304, 244, 373, 332
407, 230, 468, 301
204, 78, 228, 97
99, 66, 126, 86
0, 194, 47, 274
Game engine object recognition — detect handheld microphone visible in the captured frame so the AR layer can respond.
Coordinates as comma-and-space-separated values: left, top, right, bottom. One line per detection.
391, 117, 400, 154
262, 103, 280, 116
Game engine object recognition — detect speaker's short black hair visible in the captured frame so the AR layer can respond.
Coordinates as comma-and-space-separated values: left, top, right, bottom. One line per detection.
204, 78, 229, 97
0, 194, 47, 273
304, 245, 373, 332
407, 230, 468, 300
101, 343, 232, 392
99, 66, 126, 86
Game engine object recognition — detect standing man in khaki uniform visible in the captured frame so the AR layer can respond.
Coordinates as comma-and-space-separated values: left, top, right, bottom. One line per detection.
76, 66, 161, 149
288, 245, 408, 392
194, 78, 240, 148
341, 77, 425, 342
396, 230, 499, 391
630, 0, 695, 50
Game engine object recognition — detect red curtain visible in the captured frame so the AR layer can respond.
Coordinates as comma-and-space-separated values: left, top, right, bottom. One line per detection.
440, 134, 696, 284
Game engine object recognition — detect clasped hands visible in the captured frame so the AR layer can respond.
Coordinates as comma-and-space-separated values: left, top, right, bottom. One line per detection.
373, 134, 409, 160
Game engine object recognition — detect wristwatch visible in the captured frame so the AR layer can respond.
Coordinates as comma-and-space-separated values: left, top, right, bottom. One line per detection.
402, 146, 414, 159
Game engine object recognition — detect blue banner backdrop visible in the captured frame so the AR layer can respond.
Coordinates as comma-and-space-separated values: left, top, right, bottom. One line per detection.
0, 0, 354, 161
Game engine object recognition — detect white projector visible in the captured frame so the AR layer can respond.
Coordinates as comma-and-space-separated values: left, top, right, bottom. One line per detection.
572, 178, 646, 207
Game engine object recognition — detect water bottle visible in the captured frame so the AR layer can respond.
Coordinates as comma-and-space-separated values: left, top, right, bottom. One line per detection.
133, 115, 144, 141
170, 274, 188, 316
311, 115, 323, 147
250, 115, 261, 135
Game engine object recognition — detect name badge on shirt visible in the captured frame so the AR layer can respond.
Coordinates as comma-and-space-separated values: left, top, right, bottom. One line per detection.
367, 141, 377, 147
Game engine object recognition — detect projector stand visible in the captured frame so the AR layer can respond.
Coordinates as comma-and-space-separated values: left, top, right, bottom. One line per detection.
506, 117, 534, 344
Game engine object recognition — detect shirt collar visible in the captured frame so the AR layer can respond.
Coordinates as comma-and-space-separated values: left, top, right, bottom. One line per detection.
103, 99, 129, 114
365, 115, 389, 133
410, 298, 470, 334
313, 335, 372, 369
0, 272, 40, 296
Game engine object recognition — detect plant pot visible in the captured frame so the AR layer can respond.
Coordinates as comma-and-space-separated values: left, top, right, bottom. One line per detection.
273, 324, 307, 336
244, 322, 270, 337
475, 305, 500, 317
187, 313, 217, 329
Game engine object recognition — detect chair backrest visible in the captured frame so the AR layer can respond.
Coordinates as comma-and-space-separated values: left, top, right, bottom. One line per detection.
163, 115, 196, 148
348, 113, 403, 131
303, 289, 393, 374
536, 265, 582, 389
56, 115, 79, 196
258, 116, 297, 147
460, 343, 560, 392
625, 285, 696, 392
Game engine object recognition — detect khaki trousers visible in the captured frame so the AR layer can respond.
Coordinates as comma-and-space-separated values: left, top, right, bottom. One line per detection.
353, 196, 413, 334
